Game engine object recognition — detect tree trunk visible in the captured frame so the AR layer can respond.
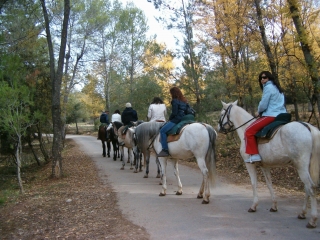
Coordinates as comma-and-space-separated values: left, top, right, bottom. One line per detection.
41, 0, 70, 177
15, 136, 24, 194
36, 123, 50, 163
287, 0, 320, 120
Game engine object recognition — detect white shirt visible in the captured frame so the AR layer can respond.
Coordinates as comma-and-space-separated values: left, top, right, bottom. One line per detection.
147, 103, 167, 121
111, 113, 122, 123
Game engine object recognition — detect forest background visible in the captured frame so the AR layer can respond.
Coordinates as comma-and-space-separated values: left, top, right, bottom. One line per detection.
0, 0, 320, 195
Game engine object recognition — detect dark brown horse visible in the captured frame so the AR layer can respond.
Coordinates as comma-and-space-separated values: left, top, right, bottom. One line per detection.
109, 125, 120, 161
98, 126, 110, 157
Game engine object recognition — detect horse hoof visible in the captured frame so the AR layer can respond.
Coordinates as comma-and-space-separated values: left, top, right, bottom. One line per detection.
159, 182, 162, 185
197, 195, 203, 199
297, 214, 306, 219
176, 191, 182, 195
156, 175, 160, 178
159, 193, 166, 196
133, 170, 138, 173
130, 167, 133, 170
113, 159, 116, 161
270, 208, 277, 212
120, 167, 124, 170
248, 208, 256, 212
306, 222, 316, 228
108, 155, 110, 157
202, 200, 209, 204
143, 175, 148, 178
127, 160, 130, 163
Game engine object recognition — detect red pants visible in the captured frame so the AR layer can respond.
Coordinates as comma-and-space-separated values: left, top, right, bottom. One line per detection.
244, 116, 275, 154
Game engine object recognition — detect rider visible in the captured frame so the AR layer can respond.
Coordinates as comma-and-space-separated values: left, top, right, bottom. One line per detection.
244, 71, 287, 163
147, 97, 167, 122
107, 109, 122, 130
157, 87, 188, 157
98, 109, 109, 140
118, 103, 138, 145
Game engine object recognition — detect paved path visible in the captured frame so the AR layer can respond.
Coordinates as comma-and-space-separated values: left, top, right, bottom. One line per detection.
69, 135, 320, 240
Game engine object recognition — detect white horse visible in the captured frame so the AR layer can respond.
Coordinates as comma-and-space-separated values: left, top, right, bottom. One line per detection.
217, 100, 320, 228
134, 121, 164, 178
136, 121, 217, 203
112, 122, 138, 170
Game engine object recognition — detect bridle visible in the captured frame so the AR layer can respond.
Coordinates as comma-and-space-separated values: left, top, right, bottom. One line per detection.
218, 104, 256, 134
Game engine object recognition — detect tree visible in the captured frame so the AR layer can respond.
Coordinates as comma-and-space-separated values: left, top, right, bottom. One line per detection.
0, 77, 37, 194
41, 0, 70, 177
287, 0, 320, 122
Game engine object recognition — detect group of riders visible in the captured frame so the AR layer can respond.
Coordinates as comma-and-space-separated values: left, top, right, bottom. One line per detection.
98, 71, 287, 161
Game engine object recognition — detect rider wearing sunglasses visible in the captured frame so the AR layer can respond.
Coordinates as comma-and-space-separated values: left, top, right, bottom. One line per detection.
244, 71, 287, 163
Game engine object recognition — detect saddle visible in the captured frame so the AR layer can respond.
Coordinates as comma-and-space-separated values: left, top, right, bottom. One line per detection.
255, 113, 291, 144
166, 114, 195, 143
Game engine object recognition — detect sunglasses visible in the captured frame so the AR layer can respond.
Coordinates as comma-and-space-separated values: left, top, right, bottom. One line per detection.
260, 76, 268, 79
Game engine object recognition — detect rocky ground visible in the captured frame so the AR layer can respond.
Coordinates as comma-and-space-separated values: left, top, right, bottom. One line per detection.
0, 133, 318, 239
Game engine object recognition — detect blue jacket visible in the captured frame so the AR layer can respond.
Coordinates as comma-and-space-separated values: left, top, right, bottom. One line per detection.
100, 112, 109, 124
258, 81, 287, 117
169, 99, 187, 123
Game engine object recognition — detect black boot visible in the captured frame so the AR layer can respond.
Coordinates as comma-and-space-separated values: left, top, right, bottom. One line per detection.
157, 149, 169, 157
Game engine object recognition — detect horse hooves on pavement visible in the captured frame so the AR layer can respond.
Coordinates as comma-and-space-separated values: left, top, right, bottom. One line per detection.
120, 167, 124, 170
306, 223, 316, 228
175, 191, 182, 195
269, 208, 277, 212
133, 170, 138, 173
156, 174, 160, 178
143, 175, 148, 178
197, 195, 203, 199
159, 193, 166, 196
297, 214, 306, 219
248, 208, 256, 212
202, 200, 209, 204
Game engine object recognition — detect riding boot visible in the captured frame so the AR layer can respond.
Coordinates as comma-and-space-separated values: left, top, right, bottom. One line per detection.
157, 149, 169, 157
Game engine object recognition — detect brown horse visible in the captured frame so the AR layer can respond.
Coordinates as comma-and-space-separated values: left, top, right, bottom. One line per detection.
98, 126, 110, 158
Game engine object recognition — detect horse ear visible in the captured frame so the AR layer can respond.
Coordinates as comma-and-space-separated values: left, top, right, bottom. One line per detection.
233, 100, 238, 106
221, 100, 227, 109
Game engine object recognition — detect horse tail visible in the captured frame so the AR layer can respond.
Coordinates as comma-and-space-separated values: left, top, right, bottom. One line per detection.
204, 123, 217, 186
306, 123, 320, 186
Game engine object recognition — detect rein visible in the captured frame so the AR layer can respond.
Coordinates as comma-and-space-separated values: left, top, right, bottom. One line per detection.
219, 104, 256, 134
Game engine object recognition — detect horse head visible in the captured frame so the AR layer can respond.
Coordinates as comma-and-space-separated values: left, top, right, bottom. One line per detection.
218, 100, 238, 134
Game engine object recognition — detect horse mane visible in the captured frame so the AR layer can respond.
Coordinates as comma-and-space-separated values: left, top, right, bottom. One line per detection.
135, 121, 165, 151
113, 121, 123, 130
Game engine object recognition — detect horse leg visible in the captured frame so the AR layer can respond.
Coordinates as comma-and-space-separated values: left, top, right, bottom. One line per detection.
107, 141, 111, 157
173, 160, 183, 195
112, 141, 117, 161
296, 168, 318, 228
261, 167, 277, 212
144, 153, 150, 178
120, 146, 125, 170
196, 158, 210, 203
134, 148, 139, 173
139, 152, 143, 172
129, 148, 134, 170
159, 157, 167, 196
101, 141, 106, 157
245, 163, 259, 212
156, 157, 161, 178
197, 180, 204, 199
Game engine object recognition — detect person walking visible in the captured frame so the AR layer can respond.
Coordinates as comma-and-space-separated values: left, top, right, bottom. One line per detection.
157, 87, 188, 157
244, 71, 287, 163
147, 97, 167, 122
